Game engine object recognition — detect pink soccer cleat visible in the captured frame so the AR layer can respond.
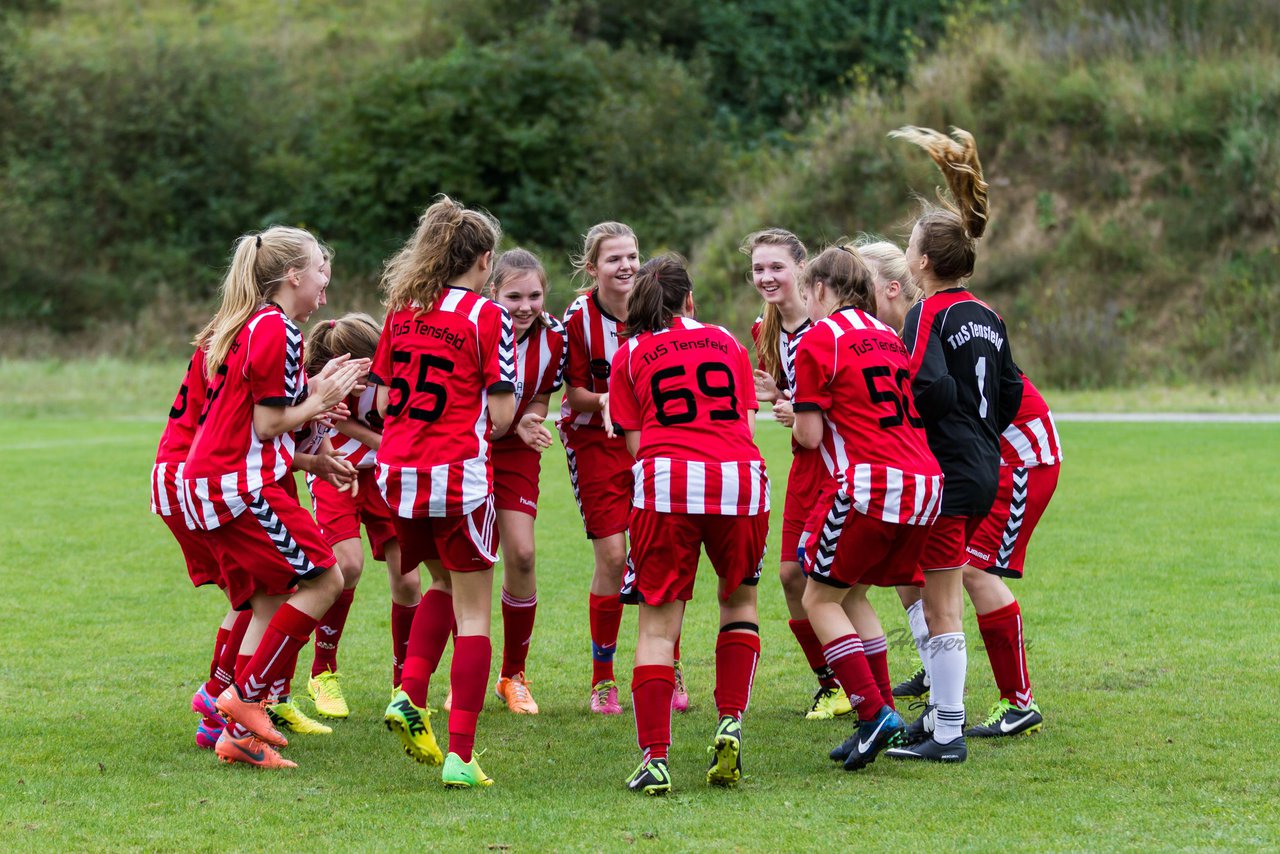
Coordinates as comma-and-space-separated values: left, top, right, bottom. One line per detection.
590, 680, 623, 715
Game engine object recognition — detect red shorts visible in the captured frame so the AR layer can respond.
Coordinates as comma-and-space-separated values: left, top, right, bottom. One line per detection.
309, 468, 397, 560
491, 438, 542, 517
623, 508, 769, 606
781, 447, 829, 563
802, 488, 928, 589
204, 480, 337, 610
919, 514, 986, 572
966, 464, 1060, 578
160, 512, 223, 589
561, 425, 633, 539
393, 496, 498, 574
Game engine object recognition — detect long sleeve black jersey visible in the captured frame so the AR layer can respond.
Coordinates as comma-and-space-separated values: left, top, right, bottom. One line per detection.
902, 288, 1023, 517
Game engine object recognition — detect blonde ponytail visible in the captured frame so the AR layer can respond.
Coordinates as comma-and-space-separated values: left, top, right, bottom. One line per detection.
196, 226, 321, 381
382, 195, 501, 314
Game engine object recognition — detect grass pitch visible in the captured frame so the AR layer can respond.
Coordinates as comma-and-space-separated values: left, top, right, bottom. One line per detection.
1, 369, 1277, 851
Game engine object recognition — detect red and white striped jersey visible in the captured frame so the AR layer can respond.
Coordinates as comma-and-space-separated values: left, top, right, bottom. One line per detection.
560, 290, 626, 429
610, 316, 769, 516
371, 287, 517, 518
1001, 375, 1063, 468
151, 347, 209, 521
183, 305, 308, 529
793, 307, 943, 526
750, 314, 812, 394
506, 313, 565, 433
327, 385, 381, 468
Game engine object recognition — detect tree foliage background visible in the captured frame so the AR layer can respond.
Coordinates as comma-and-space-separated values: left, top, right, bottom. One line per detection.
1, 0, 1277, 385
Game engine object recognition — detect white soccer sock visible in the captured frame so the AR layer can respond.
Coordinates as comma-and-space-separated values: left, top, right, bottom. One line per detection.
927, 632, 967, 742
906, 599, 931, 685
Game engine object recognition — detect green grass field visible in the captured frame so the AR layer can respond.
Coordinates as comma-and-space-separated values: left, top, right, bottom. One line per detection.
2, 368, 1278, 851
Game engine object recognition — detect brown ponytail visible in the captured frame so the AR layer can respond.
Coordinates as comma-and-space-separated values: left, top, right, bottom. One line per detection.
627, 254, 693, 335
889, 125, 989, 280
381, 195, 501, 313
801, 246, 877, 315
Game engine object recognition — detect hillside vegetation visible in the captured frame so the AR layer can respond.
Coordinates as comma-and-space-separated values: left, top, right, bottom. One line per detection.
1, 1, 1277, 387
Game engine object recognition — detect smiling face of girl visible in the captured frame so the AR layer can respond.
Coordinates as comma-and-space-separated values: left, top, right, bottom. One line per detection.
751, 243, 801, 307
494, 270, 545, 337
587, 235, 639, 305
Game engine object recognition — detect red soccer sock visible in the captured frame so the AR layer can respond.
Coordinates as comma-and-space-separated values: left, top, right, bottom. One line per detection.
821, 634, 883, 722
589, 593, 624, 685
977, 601, 1034, 708
401, 589, 454, 709
205, 610, 251, 696
447, 634, 492, 763
632, 664, 675, 761
790, 618, 838, 688
211, 626, 230, 682
714, 630, 761, 719
236, 604, 317, 703
311, 588, 355, 677
862, 635, 895, 710
390, 600, 418, 688
500, 588, 537, 678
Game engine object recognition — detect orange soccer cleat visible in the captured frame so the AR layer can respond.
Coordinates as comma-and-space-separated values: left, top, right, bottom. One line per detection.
214, 729, 297, 769
215, 686, 288, 748
494, 673, 540, 714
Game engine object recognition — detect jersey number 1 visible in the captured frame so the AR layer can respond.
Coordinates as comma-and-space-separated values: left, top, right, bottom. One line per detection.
975, 356, 988, 418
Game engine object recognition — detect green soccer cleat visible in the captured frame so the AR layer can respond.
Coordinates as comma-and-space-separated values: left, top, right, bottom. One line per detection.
705, 715, 743, 787
626, 757, 672, 796
442, 752, 493, 788
965, 699, 1044, 738
266, 699, 333, 735
384, 690, 444, 765
307, 670, 350, 719
805, 685, 853, 720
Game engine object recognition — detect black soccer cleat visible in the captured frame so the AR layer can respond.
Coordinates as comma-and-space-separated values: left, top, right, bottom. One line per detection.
885, 734, 968, 763
828, 705, 906, 770
892, 664, 930, 702
965, 699, 1044, 738
626, 757, 672, 795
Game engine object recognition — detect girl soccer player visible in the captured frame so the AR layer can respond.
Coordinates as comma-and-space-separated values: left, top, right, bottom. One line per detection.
860, 240, 1059, 738
152, 347, 253, 750
610, 254, 769, 795
487, 249, 566, 714
790, 245, 942, 772
559, 222, 650, 714
880, 126, 1024, 764
745, 228, 852, 720
375, 196, 516, 788
301, 313, 423, 716
184, 226, 368, 769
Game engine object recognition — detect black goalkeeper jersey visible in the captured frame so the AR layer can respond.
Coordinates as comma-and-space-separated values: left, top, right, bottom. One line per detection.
902, 288, 1023, 517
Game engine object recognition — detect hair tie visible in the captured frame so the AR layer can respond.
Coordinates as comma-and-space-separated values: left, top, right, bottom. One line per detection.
329, 319, 336, 329
255, 235, 262, 249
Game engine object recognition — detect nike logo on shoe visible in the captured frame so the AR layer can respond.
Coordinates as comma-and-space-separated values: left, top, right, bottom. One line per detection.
857, 716, 892, 754
999, 710, 1036, 733
229, 740, 265, 762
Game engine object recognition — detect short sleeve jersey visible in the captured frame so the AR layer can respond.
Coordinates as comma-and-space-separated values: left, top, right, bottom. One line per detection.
902, 289, 1023, 517
793, 307, 943, 526
151, 347, 210, 519
495, 313, 565, 447
560, 290, 626, 429
609, 317, 768, 516
370, 287, 516, 518
183, 304, 307, 529
327, 385, 382, 469
1001, 374, 1063, 468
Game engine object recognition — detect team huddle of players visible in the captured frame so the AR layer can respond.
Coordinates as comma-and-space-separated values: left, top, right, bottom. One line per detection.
149, 126, 1062, 791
